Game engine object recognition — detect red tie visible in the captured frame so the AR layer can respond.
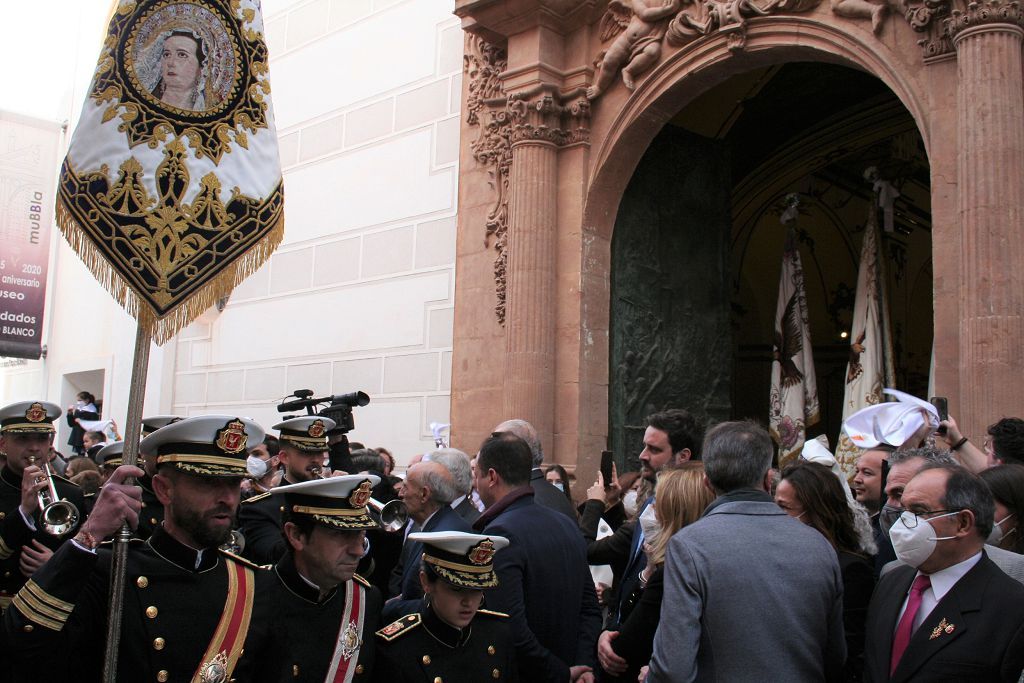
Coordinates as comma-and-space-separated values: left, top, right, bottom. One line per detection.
890, 574, 932, 675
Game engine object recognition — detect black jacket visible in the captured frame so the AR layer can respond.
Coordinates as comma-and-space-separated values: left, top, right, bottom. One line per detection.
864, 552, 1024, 682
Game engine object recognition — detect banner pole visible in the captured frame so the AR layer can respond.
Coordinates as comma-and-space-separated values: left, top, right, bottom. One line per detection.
102, 322, 151, 683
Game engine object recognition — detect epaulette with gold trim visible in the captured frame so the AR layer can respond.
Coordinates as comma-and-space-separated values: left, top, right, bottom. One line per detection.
476, 608, 509, 618
219, 548, 266, 570
353, 573, 370, 588
376, 613, 421, 641
242, 491, 272, 504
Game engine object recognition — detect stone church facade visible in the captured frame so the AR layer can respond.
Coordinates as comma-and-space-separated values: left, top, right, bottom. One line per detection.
448, 0, 1024, 479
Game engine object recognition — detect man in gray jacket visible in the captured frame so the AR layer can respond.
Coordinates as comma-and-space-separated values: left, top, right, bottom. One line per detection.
647, 421, 846, 682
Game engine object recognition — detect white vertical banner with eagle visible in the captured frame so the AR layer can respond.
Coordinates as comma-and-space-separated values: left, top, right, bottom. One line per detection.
834, 208, 887, 478
769, 198, 819, 467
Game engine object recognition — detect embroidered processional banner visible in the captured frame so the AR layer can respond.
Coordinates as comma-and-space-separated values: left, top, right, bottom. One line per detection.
769, 211, 819, 467
56, 0, 283, 343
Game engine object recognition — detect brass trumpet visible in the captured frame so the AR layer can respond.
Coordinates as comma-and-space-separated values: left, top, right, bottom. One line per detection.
368, 497, 409, 533
28, 455, 80, 536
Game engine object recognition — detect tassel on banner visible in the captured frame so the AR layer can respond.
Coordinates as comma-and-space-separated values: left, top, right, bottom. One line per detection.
56, 201, 283, 345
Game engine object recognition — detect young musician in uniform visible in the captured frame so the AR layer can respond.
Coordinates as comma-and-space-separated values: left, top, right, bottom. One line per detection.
374, 531, 517, 682
0, 401, 86, 613
238, 415, 336, 565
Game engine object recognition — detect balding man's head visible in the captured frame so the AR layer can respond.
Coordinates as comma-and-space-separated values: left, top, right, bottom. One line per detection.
495, 419, 543, 468
400, 461, 458, 524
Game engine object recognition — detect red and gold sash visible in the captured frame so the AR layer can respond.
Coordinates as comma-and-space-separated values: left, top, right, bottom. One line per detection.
191, 561, 255, 683
324, 580, 366, 683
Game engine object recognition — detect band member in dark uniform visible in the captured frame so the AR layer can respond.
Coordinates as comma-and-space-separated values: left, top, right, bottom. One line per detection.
374, 531, 517, 682
0, 401, 86, 614
238, 474, 382, 681
238, 415, 336, 565
4, 414, 266, 682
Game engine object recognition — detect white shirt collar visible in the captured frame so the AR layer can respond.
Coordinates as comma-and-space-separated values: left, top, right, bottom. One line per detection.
450, 494, 467, 509
920, 550, 983, 601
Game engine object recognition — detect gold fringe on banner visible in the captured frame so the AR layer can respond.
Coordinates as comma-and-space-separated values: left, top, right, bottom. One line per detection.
55, 200, 283, 346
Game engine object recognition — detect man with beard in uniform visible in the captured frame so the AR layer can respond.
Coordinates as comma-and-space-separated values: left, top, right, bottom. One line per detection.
4, 414, 266, 682
0, 401, 86, 615
135, 415, 182, 540
237, 475, 382, 681
239, 415, 336, 565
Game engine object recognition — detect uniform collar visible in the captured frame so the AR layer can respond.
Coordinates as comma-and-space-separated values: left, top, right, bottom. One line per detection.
275, 552, 339, 605
147, 525, 219, 572
421, 601, 472, 648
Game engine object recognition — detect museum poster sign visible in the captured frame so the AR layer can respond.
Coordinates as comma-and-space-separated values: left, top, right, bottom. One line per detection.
0, 112, 61, 359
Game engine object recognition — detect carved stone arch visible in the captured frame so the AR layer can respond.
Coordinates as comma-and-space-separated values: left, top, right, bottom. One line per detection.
579, 17, 936, 463
584, 17, 933, 243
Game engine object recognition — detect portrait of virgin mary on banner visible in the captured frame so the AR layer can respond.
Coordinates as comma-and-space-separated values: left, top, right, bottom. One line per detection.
56, 0, 284, 343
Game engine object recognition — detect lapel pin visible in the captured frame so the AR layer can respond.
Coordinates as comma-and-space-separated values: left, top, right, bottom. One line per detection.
930, 618, 955, 640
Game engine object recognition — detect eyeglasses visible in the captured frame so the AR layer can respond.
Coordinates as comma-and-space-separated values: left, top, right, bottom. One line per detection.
900, 509, 960, 529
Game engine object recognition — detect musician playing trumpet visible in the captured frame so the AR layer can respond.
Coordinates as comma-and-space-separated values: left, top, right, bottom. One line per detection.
238, 415, 340, 565
0, 401, 86, 613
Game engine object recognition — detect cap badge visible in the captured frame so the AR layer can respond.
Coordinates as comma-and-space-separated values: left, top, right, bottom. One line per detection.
349, 480, 372, 508
307, 419, 326, 439
25, 402, 47, 423
468, 539, 496, 566
215, 419, 248, 454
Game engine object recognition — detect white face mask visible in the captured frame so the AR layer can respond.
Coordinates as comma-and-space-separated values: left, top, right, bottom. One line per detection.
889, 510, 959, 568
623, 490, 639, 517
987, 513, 1016, 545
638, 504, 660, 542
551, 481, 564, 493
246, 455, 268, 479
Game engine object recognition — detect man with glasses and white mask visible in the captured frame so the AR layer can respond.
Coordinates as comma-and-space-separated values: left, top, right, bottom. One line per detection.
879, 448, 1024, 585
864, 463, 1024, 682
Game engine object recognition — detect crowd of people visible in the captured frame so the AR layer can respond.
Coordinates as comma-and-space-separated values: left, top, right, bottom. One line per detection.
0, 394, 1021, 682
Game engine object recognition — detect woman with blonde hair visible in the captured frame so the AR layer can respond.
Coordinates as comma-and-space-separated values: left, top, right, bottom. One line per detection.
597, 462, 714, 682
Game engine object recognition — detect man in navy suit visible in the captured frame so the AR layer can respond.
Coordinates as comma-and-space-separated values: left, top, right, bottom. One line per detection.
382, 460, 470, 621
864, 463, 1024, 682
495, 419, 577, 520
474, 431, 601, 683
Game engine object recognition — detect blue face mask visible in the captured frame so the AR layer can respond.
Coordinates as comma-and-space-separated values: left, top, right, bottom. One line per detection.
552, 481, 564, 493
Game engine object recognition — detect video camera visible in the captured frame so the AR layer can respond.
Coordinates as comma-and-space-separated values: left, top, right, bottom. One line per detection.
277, 389, 370, 472
277, 389, 370, 434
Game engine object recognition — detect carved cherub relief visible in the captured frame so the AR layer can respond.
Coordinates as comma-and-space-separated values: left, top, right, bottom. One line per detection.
831, 0, 889, 33
587, 0, 683, 100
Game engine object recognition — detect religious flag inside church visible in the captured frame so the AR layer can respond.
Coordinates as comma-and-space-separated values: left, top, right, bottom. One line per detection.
769, 217, 819, 466
55, 0, 284, 343
834, 206, 890, 478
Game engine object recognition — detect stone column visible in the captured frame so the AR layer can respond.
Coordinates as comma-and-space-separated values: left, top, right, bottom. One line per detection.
948, 1, 1024, 438
502, 95, 561, 449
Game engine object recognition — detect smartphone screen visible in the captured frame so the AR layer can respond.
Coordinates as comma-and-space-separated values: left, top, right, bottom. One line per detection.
929, 396, 948, 435
600, 450, 614, 487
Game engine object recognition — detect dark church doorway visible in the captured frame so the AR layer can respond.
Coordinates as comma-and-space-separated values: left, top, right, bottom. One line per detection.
609, 62, 933, 471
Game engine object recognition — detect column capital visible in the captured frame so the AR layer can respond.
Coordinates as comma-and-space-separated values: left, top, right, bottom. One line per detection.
508, 91, 590, 146
947, 0, 1024, 43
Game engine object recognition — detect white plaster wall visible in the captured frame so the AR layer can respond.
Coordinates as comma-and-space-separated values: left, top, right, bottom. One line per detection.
169, 0, 461, 464
1, 0, 459, 464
